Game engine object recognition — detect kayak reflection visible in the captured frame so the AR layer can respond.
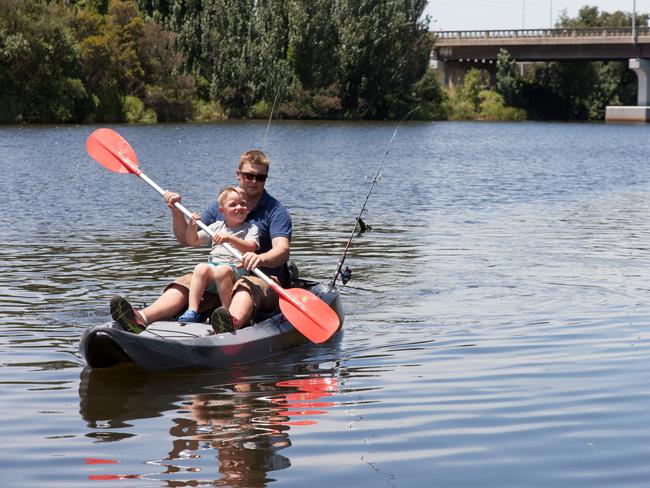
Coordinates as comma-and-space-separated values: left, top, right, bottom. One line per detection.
79, 353, 341, 486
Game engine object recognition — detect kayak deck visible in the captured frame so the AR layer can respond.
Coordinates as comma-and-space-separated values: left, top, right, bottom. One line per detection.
80, 283, 343, 371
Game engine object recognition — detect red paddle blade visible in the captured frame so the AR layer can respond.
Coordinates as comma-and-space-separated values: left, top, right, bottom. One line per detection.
278, 288, 340, 344
86, 128, 139, 174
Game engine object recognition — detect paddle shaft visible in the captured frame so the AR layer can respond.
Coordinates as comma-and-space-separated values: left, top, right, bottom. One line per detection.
101, 142, 318, 320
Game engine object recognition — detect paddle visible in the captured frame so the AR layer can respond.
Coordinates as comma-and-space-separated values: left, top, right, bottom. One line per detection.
86, 128, 340, 344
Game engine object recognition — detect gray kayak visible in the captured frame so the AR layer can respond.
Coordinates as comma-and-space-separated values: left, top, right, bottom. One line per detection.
79, 283, 344, 372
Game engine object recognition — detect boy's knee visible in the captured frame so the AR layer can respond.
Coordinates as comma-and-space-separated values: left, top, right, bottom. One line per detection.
214, 265, 234, 280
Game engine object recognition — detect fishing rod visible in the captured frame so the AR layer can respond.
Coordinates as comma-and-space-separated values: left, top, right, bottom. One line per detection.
329, 107, 419, 288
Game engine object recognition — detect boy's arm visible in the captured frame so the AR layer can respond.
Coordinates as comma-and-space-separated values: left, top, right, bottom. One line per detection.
214, 224, 259, 254
223, 234, 258, 254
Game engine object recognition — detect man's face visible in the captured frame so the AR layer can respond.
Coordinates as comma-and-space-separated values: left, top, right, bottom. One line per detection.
237, 163, 268, 199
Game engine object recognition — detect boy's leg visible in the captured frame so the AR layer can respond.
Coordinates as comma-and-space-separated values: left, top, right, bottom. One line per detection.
187, 264, 212, 312
211, 265, 235, 308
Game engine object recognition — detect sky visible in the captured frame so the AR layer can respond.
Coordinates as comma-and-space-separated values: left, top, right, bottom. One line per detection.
424, 0, 650, 31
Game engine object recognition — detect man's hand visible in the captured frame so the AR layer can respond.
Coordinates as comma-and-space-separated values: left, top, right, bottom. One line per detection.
239, 251, 264, 271
164, 191, 181, 209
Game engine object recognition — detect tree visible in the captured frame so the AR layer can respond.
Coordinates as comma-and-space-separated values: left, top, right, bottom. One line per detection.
495, 49, 522, 107
557, 6, 648, 28
287, 0, 338, 90
334, 0, 431, 118
0, 0, 94, 122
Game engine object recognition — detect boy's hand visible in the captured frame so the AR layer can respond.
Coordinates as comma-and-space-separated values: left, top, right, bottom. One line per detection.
212, 231, 230, 245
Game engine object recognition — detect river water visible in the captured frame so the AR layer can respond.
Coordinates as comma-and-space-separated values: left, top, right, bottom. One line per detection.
2, 120, 650, 487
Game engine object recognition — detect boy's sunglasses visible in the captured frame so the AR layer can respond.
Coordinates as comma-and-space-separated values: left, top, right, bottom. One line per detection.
239, 171, 268, 182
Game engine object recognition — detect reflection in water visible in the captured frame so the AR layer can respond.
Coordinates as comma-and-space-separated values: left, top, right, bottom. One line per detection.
79, 363, 341, 486
272, 377, 338, 426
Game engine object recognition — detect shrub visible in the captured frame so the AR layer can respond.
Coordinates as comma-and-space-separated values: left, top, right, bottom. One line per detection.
123, 95, 156, 123
478, 90, 526, 121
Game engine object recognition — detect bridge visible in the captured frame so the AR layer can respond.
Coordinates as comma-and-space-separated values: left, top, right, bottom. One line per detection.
430, 27, 650, 122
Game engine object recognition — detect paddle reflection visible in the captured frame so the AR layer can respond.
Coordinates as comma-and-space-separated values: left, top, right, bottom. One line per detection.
79, 365, 340, 486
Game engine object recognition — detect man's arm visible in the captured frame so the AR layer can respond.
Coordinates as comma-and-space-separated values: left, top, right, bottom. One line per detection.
171, 207, 189, 245
164, 191, 190, 245
165, 191, 218, 246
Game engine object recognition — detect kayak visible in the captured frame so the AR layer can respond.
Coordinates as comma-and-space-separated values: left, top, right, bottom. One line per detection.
79, 283, 344, 372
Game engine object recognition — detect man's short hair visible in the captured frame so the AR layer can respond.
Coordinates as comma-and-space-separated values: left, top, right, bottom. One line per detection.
239, 150, 269, 169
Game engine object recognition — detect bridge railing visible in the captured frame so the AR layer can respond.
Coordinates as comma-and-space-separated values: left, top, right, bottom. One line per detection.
434, 27, 650, 40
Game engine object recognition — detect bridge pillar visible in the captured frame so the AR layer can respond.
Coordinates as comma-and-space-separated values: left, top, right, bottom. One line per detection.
430, 59, 450, 86
606, 58, 650, 123
629, 58, 650, 106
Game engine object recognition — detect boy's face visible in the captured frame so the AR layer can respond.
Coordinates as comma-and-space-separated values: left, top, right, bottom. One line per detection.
220, 192, 248, 226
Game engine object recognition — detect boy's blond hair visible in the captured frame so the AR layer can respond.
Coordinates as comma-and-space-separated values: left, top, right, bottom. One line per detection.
218, 186, 247, 207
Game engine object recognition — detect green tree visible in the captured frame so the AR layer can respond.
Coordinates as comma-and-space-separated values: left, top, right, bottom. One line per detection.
557, 6, 648, 28
0, 0, 94, 122
250, 0, 292, 101
495, 49, 522, 107
410, 69, 446, 119
287, 0, 338, 90
334, 0, 431, 118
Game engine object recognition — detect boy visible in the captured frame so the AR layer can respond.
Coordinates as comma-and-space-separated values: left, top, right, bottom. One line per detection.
177, 186, 259, 327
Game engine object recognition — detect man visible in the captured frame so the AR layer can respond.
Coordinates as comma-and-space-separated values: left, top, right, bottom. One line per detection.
109, 149, 292, 333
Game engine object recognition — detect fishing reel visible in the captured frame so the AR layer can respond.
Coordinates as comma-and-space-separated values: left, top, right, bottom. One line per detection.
340, 266, 352, 285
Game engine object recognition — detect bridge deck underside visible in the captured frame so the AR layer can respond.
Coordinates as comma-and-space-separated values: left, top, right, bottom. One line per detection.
434, 37, 650, 61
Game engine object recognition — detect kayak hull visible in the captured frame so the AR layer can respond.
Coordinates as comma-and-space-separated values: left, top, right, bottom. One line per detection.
79, 284, 343, 372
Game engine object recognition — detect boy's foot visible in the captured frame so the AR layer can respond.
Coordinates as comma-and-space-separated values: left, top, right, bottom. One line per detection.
210, 307, 236, 334
178, 309, 202, 323
110, 295, 146, 334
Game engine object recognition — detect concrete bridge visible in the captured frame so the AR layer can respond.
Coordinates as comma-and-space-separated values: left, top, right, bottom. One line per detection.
430, 27, 650, 121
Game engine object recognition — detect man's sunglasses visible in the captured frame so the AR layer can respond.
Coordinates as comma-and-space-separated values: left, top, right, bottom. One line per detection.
239, 171, 268, 182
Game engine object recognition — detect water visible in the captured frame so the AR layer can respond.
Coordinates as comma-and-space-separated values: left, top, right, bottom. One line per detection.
2, 120, 650, 487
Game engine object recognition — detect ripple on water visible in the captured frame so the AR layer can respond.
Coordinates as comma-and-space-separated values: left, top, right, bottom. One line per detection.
3, 122, 650, 487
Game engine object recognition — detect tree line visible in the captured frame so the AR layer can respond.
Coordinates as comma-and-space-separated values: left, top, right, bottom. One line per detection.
0, 0, 440, 123
1, 2, 645, 124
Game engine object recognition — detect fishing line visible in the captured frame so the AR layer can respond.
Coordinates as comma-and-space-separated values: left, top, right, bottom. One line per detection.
330, 107, 420, 288
262, 82, 284, 150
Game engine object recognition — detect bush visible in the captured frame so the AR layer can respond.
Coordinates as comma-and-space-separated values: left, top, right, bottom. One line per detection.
478, 90, 526, 121
312, 93, 342, 118
144, 79, 194, 122
123, 95, 156, 123
250, 100, 272, 119
192, 99, 227, 122
443, 89, 476, 120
